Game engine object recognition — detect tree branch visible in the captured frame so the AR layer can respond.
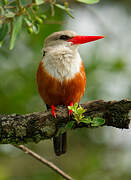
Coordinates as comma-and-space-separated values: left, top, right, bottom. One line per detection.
14, 145, 74, 180
0, 99, 130, 144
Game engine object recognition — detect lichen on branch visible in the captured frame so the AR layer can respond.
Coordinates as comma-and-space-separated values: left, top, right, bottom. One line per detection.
0, 99, 130, 145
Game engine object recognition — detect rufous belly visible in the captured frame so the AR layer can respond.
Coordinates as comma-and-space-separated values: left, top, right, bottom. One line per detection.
37, 61, 86, 105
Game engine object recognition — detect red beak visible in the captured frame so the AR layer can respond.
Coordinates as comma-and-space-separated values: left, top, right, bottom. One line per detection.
68, 35, 104, 45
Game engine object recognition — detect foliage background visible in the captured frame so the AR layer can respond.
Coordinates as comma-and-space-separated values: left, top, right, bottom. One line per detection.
0, 0, 131, 179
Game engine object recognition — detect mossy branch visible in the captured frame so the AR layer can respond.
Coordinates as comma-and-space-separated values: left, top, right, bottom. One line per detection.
0, 99, 131, 144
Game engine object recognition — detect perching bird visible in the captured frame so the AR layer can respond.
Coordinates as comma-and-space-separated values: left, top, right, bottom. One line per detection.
37, 30, 104, 156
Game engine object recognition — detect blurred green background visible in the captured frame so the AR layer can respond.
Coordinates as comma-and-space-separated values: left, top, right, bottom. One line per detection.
0, 0, 131, 179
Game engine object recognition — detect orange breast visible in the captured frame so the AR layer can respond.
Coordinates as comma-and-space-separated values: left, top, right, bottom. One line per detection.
36, 61, 86, 106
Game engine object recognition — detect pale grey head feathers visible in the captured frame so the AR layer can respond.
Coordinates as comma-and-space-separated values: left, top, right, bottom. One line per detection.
44, 30, 77, 49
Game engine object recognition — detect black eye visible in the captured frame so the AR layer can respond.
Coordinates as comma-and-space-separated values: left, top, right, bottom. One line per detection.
59, 35, 70, 40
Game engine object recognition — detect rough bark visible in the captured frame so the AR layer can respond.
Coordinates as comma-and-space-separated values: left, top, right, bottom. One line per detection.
0, 99, 130, 144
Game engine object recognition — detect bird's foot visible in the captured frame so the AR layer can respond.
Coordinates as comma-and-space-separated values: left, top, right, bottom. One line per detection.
68, 102, 73, 116
51, 105, 56, 118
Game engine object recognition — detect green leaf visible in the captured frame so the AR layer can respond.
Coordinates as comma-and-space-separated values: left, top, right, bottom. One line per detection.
81, 117, 92, 124
5, 10, 15, 18
68, 103, 78, 112
0, 23, 8, 41
55, 4, 74, 18
91, 117, 105, 127
66, 121, 74, 129
35, 0, 44, 5
55, 4, 66, 10
77, 107, 86, 114
9, 16, 23, 50
77, 0, 99, 4
73, 103, 78, 111
65, 9, 74, 18
1, 0, 8, 6
0, 6, 5, 15
68, 106, 74, 111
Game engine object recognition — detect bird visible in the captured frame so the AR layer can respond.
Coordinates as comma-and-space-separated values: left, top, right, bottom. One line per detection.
36, 30, 104, 156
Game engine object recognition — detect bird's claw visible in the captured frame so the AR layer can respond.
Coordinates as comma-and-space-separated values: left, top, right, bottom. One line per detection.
51, 105, 56, 118
68, 102, 73, 116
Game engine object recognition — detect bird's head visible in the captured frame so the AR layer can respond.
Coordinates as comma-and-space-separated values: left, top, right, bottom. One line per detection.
43, 30, 104, 52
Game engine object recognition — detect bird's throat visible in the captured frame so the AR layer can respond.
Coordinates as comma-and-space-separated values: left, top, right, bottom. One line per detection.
42, 50, 82, 82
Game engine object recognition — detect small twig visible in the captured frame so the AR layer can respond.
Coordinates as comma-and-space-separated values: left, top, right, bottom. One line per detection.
24, 2, 36, 9
14, 145, 74, 180
16, 0, 22, 10
4, 6, 17, 9
50, 3, 55, 16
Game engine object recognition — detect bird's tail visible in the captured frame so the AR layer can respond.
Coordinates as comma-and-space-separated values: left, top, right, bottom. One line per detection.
46, 104, 67, 156
53, 132, 67, 156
